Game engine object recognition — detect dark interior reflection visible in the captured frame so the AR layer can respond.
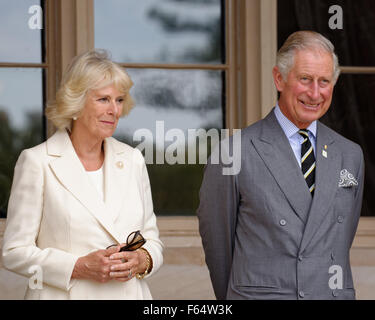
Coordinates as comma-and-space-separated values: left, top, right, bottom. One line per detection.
278, 0, 375, 216
321, 75, 375, 216
278, 0, 375, 67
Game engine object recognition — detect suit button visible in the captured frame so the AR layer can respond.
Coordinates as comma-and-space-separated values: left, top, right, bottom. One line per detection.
331, 252, 335, 261
279, 219, 286, 226
116, 161, 124, 169
298, 255, 303, 261
337, 215, 344, 223
332, 290, 339, 297
299, 291, 305, 298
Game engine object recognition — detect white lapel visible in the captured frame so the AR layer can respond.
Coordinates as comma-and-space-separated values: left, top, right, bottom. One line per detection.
102, 137, 133, 226
46, 130, 123, 244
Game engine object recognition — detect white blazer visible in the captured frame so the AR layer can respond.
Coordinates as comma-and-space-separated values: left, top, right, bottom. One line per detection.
2, 130, 163, 299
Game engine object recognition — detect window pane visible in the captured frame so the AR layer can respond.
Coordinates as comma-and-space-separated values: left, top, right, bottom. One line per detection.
114, 69, 224, 215
94, 0, 224, 64
0, 68, 44, 217
320, 74, 375, 216
278, 0, 375, 66
0, 0, 43, 63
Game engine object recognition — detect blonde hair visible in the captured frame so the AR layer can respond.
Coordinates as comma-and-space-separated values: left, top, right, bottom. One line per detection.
46, 49, 134, 130
277, 31, 340, 84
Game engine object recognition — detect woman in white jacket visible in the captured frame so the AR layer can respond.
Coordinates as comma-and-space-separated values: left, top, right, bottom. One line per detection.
2, 49, 163, 299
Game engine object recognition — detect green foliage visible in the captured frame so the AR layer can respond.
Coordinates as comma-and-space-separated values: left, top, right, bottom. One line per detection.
115, 132, 212, 216
0, 109, 43, 217
147, 163, 205, 216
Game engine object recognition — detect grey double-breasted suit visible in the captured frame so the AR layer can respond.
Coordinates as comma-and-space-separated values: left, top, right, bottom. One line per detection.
197, 109, 364, 300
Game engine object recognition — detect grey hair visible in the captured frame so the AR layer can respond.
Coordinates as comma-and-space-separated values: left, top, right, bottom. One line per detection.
276, 31, 340, 84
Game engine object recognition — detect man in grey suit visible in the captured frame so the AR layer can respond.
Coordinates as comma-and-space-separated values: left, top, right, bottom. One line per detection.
197, 31, 364, 300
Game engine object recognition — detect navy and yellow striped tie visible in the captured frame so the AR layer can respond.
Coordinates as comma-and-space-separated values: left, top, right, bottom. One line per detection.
299, 129, 315, 195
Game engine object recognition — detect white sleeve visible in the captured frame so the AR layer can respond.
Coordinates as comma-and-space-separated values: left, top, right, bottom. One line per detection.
133, 149, 163, 277
2, 149, 79, 291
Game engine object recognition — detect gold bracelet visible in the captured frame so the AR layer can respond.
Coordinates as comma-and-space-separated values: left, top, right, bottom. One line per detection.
136, 248, 152, 279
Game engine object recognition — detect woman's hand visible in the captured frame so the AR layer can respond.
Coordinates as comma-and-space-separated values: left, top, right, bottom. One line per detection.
71, 246, 121, 283
107, 245, 148, 282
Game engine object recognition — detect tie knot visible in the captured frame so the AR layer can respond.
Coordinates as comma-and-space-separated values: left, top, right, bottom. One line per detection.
298, 129, 309, 138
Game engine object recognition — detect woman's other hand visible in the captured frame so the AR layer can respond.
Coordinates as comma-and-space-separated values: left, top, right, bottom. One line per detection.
71, 246, 121, 283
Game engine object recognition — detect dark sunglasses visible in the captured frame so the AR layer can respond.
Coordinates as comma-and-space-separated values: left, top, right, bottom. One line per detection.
106, 230, 146, 252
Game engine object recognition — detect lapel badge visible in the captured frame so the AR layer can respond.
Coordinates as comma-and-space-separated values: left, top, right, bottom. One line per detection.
322, 145, 328, 158
116, 161, 124, 169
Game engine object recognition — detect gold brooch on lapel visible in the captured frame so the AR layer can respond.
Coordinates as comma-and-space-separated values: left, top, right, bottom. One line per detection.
116, 161, 124, 169
322, 145, 328, 158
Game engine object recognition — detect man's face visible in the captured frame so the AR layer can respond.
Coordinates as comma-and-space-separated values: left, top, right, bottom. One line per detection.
273, 49, 335, 129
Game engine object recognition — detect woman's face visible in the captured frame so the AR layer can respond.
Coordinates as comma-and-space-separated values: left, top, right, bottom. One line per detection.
73, 84, 124, 141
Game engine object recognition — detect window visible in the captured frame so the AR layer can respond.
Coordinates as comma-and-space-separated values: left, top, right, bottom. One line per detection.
94, 0, 227, 216
278, 0, 375, 216
0, 0, 46, 218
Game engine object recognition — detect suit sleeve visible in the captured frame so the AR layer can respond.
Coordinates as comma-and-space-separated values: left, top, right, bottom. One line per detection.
196, 147, 239, 300
349, 146, 365, 246
2, 149, 79, 291
134, 149, 163, 277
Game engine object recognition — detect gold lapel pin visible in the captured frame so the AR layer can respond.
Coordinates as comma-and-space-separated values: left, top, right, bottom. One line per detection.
116, 161, 124, 169
322, 145, 328, 158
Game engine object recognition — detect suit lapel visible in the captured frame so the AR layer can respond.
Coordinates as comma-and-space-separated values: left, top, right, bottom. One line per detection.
252, 111, 312, 223
299, 122, 341, 253
103, 137, 132, 225
47, 130, 122, 243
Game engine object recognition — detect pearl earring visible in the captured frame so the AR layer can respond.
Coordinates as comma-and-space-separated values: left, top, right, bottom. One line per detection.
73, 116, 77, 121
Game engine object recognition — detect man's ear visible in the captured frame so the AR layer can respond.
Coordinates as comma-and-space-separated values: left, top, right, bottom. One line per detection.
272, 66, 285, 92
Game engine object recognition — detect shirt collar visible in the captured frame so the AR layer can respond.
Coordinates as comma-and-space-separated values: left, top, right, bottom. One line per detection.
274, 103, 317, 139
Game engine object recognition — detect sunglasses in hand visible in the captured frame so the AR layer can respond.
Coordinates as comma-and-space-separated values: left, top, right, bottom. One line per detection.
106, 230, 146, 252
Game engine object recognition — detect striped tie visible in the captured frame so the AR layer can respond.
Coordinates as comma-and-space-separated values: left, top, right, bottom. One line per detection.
299, 129, 315, 195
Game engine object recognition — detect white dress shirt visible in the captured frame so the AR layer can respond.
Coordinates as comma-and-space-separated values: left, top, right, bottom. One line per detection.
274, 103, 317, 167
87, 166, 104, 201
